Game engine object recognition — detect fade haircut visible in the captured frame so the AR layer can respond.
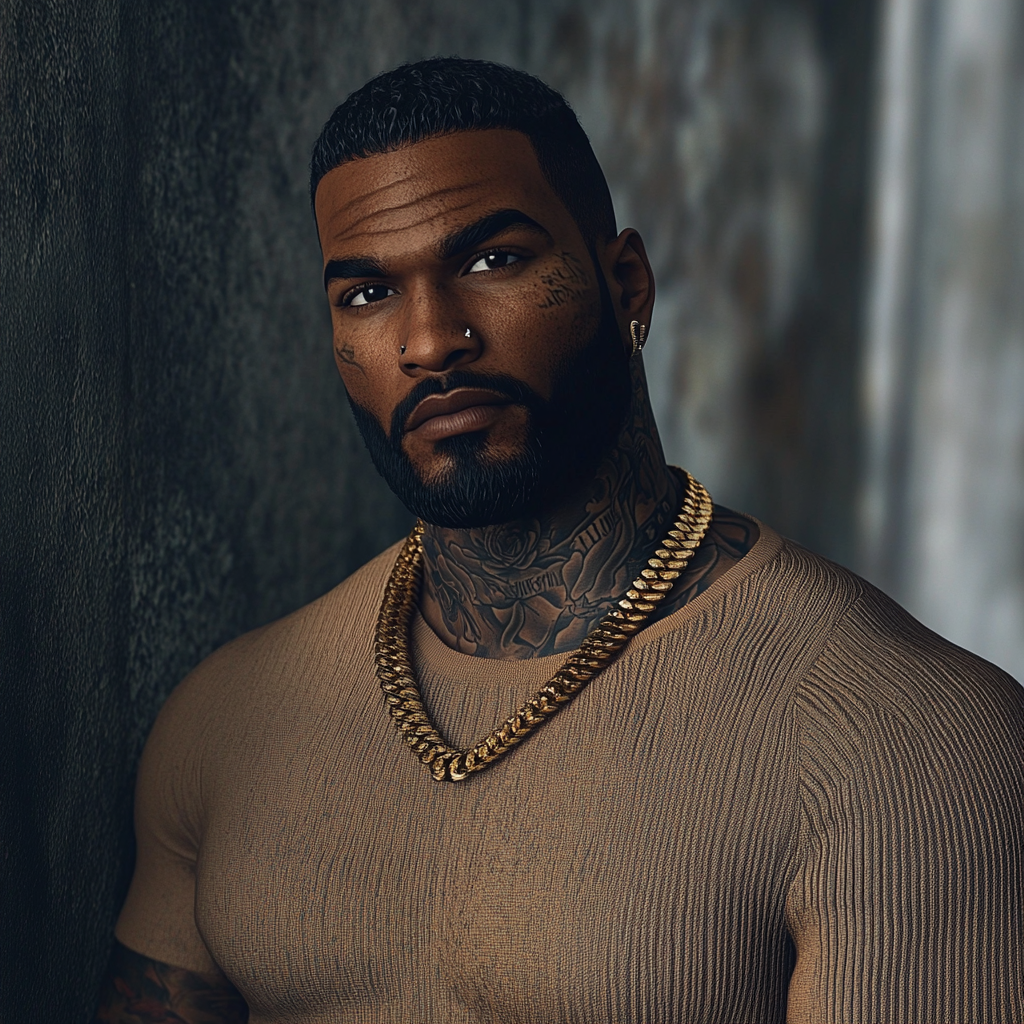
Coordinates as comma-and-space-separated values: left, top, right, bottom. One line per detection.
309, 57, 617, 245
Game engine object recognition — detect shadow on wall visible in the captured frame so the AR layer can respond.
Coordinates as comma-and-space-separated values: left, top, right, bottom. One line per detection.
1, 2, 526, 1018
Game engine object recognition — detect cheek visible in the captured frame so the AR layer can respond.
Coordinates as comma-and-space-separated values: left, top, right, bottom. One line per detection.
472, 263, 601, 397
332, 336, 398, 429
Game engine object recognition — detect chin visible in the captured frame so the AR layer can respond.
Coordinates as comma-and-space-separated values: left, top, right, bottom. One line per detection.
399, 432, 545, 529
414, 431, 529, 487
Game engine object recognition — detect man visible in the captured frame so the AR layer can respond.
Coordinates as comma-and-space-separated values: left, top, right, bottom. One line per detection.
96, 58, 1023, 1023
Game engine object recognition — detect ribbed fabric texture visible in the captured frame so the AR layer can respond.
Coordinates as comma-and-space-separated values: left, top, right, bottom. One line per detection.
117, 523, 1024, 1023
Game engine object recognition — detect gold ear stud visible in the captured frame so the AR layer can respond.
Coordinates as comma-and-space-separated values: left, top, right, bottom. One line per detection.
630, 320, 647, 357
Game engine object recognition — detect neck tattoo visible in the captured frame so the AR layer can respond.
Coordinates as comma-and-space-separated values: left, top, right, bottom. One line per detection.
418, 363, 683, 659
375, 472, 713, 781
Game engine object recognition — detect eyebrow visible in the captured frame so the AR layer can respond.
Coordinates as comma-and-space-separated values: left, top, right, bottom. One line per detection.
437, 208, 552, 261
321, 209, 552, 292
323, 257, 389, 292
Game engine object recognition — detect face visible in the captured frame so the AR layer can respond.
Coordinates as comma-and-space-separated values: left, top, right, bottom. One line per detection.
314, 129, 636, 527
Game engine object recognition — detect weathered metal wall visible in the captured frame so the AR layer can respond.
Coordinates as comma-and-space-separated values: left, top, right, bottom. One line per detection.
0, 1, 874, 1018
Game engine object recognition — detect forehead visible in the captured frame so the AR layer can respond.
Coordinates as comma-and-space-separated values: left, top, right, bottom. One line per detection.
314, 129, 563, 254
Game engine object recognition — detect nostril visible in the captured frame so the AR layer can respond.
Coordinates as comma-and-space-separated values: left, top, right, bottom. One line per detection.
441, 348, 469, 372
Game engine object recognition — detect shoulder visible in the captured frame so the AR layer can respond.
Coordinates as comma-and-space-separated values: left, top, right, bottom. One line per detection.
142, 538, 405, 773
726, 526, 1023, 758
670, 522, 868, 663
801, 577, 1023, 736
191, 539, 398, 691
780, 572, 1024, 1020
789, 566, 1024, 810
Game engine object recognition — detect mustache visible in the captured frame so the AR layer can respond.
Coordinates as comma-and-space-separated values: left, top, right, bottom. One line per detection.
388, 370, 545, 442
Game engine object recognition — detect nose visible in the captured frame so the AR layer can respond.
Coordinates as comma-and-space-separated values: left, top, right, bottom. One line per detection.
398, 288, 481, 375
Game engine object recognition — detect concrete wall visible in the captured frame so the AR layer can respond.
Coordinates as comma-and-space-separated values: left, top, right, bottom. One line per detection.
0, 1, 872, 1018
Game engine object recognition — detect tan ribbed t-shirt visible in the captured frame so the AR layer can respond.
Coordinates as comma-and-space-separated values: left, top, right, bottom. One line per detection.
117, 523, 1024, 1023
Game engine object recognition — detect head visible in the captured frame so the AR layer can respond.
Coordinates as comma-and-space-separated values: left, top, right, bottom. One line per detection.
311, 58, 655, 528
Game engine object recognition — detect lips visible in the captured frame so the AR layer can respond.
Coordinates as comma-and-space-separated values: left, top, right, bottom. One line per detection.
404, 388, 512, 441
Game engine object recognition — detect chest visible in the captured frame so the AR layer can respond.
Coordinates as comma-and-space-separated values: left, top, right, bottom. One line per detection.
194, 668, 798, 1024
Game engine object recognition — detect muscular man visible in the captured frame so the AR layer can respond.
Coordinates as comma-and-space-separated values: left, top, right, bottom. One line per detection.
96, 59, 1024, 1023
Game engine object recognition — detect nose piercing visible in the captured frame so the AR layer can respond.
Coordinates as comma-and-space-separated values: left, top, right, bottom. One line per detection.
400, 345, 406, 354
465, 327, 472, 338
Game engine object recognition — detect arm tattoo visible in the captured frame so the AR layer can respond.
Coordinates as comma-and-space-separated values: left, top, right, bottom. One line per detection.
94, 941, 248, 1024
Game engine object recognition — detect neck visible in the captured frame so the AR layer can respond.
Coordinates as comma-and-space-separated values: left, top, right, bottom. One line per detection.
418, 361, 683, 658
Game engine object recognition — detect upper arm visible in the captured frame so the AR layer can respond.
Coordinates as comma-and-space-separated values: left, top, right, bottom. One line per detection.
786, 608, 1024, 1023
94, 940, 247, 1024
100, 670, 248, 1021
114, 677, 223, 976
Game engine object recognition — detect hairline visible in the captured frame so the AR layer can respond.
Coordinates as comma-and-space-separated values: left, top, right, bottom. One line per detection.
312, 126, 610, 247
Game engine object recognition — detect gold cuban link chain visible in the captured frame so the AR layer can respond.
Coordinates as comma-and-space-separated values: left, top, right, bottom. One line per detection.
374, 471, 713, 782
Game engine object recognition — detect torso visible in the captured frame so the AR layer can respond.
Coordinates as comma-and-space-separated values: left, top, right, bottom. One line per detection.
192, 523, 800, 1024
118, 516, 1024, 1023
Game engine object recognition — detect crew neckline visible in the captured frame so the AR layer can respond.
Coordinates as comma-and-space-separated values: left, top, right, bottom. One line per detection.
412, 516, 784, 673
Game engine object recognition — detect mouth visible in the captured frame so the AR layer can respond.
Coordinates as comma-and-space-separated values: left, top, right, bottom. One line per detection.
404, 388, 514, 442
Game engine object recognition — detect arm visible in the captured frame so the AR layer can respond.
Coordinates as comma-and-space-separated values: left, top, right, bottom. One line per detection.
94, 941, 248, 1023
786, 596, 1024, 1023
102, 655, 250, 1022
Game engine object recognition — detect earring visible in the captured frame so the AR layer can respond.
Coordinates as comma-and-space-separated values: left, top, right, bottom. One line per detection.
630, 320, 647, 357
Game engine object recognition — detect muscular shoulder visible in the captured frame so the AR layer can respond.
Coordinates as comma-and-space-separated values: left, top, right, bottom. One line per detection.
174, 540, 399, 706
794, 578, 1024, 796
703, 525, 1022, 748
141, 539, 403, 786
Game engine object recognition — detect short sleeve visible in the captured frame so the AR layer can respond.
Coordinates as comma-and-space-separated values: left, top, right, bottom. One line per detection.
785, 593, 1024, 1024
114, 675, 221, 974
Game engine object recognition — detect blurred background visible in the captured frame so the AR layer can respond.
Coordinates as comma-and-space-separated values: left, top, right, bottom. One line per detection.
1, 0, 1022, 1018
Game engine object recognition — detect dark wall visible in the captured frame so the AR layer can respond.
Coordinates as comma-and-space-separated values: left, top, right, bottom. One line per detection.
0, 1, 876, 1019
0, 3, 525, 1018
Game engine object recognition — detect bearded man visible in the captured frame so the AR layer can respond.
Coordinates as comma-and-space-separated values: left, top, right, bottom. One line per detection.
96, 58, 1024, 1024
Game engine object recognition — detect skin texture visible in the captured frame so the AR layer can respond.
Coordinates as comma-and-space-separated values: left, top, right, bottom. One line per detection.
93, 941, 247, 1023
316, 129, 758, 657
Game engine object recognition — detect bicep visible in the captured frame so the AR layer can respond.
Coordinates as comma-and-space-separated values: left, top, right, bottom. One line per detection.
786, 681, 1024, 1022
116, 679, 221, 974
94, 941, 248, 1024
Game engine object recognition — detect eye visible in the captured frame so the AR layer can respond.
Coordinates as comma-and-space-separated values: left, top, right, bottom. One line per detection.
346, 284, 396, 307
466, 251, 522, 274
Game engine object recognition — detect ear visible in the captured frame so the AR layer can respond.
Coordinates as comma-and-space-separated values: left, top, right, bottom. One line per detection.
599, 228, 656, 353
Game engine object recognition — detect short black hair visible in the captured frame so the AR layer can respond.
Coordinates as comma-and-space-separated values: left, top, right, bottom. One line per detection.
309, 57, 616, 245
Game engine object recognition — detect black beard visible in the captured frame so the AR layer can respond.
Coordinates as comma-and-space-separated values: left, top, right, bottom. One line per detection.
346, 302, 630, 529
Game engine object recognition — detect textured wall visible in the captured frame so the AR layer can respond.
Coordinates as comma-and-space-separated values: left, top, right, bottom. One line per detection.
862, 0, 1024, 681
530, 0, 878, 565
0, 1, 873, 1019
0, 2, 510, 1018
